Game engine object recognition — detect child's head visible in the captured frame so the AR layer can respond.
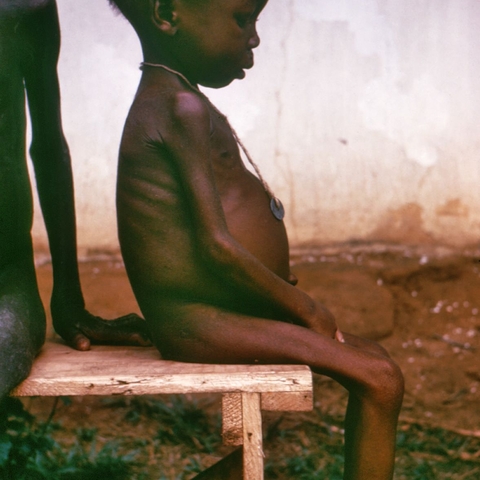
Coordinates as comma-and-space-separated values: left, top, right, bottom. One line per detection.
109, 0, 268, 88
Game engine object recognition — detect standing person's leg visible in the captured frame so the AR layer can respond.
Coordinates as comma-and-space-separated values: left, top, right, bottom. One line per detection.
0, 13, 46, 401
21, 2, 148, 349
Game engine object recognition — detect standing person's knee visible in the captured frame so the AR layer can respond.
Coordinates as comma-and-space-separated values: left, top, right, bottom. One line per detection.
0, 322, 36, 400
0, 353, 34, 400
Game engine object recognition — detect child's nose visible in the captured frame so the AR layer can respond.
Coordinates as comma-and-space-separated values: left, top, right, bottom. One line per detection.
248, 26, 260, 49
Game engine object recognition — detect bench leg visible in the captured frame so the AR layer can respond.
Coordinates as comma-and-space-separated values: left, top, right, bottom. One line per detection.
223, 392, 264, 479
241, 392, 264, 480
195, 392, 264, 480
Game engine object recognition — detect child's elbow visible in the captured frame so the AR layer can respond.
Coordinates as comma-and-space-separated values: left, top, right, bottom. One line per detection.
201, 231, 238, 274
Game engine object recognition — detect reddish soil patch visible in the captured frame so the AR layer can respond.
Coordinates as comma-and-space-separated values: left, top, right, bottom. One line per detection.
290, 244, 480, 433
29, 244, 480, 470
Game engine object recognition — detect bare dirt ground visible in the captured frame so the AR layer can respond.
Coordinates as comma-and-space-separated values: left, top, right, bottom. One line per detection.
29, 243, 480, 476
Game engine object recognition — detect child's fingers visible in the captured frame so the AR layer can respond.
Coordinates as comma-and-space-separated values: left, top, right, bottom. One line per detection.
335, 329, 345, 343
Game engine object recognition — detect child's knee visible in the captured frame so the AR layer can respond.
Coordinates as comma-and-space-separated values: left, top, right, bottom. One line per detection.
368, 357, 404, 410
370, 341, 391, 358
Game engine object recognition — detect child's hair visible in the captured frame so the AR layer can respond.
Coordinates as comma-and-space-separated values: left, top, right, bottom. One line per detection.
108, 0, 205, 27
107, 0, 153, 33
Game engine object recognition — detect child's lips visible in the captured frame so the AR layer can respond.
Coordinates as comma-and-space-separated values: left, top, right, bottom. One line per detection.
235, 53, 254, 79
243, 52, 254, 69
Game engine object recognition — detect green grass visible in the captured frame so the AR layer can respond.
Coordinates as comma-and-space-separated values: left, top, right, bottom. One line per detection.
120, 395, 221, 454
394, 422, 480, 480
2, 396, 480, 479
263, 410, 480, 480
0, 398, 138, 480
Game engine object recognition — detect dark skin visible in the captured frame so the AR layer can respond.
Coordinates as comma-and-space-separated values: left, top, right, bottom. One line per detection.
0, 0, 149, 401
115, 0, 404, 478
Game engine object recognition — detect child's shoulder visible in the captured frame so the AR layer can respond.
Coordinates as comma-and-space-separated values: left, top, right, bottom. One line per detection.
125, 79, 214, 149
132, 79, 212, 135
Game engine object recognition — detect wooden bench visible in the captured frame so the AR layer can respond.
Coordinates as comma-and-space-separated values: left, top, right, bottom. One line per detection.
12, 340, 313, 479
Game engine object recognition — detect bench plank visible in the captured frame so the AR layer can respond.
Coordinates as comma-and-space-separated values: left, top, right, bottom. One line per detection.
12, 341, 312, 397
11, 340, 313, 480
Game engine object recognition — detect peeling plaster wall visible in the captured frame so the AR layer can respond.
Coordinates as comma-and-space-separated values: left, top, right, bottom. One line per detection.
31, 0, 480, 251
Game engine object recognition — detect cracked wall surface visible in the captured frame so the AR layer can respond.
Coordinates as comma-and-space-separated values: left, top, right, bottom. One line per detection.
30, 0, 480, 251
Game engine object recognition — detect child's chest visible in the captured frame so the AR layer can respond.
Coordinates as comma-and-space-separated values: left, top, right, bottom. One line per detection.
209, 113, 249, 177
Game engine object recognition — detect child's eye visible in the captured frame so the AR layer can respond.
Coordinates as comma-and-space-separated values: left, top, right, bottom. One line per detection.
234, 13, 251, 28
234, 12, 258, 29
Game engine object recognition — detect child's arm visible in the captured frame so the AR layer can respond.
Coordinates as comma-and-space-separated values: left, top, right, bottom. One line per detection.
162, 91, 338, 337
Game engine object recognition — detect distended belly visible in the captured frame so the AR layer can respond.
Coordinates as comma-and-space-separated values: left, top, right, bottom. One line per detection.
222, 191, 291, 280
121, 199, 290, 307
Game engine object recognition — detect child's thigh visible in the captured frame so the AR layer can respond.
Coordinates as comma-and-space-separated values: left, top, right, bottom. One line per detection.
342, 331, 391, 358
151, 303, 400, 394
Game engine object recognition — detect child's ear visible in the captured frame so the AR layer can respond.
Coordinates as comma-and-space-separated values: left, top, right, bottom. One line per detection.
152, 0, 178, 36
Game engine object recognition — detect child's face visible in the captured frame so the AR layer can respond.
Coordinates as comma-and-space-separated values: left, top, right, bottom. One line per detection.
173, 0, 268, 88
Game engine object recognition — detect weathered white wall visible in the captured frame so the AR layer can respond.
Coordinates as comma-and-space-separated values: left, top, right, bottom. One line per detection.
31, 0, 480, 252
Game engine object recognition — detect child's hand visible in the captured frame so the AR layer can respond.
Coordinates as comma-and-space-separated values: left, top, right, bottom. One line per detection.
306, 301, 339, 339
287, 273, 299, 285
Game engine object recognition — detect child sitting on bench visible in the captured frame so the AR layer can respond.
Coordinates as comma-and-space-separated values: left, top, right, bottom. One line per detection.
110, 1, 404, 478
